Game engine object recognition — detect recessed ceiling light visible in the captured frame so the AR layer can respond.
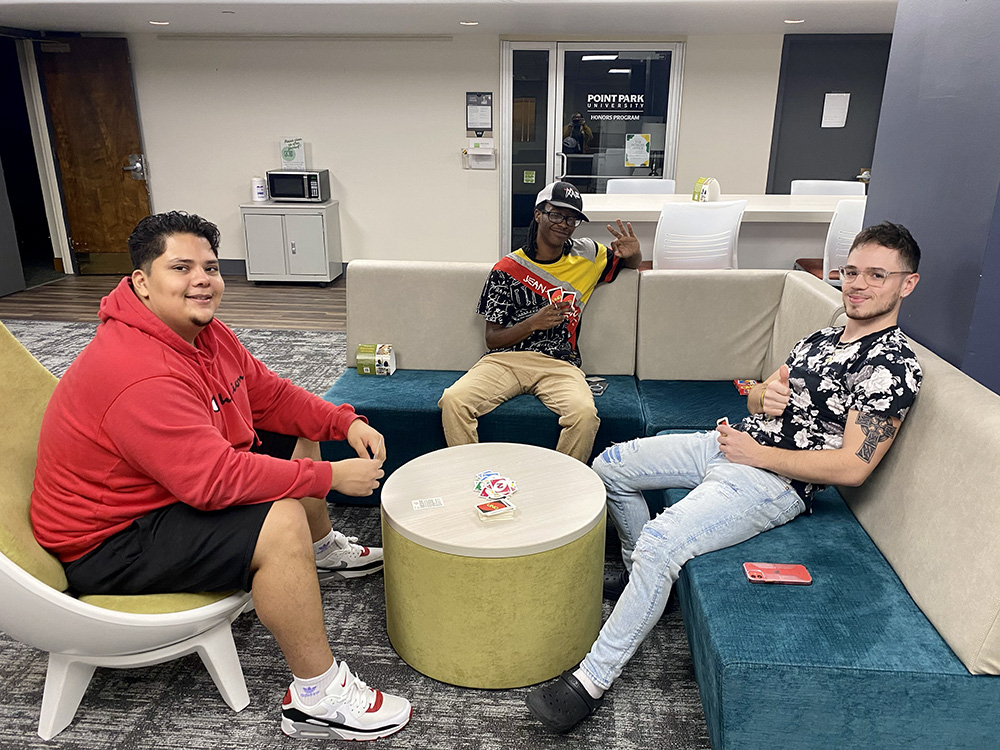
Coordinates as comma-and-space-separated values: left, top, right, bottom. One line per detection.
222, 10, 236, 14
608, 68, 630, 74
149, 20, 170, 25
459, 21, 479, 26
784, 19, 806, 24
582, 54, 618, 62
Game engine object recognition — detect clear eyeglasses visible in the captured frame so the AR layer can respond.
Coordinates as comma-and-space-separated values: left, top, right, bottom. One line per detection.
838, 266, 911, 287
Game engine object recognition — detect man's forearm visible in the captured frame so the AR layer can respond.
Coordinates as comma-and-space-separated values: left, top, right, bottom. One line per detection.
746, 443, 870, 488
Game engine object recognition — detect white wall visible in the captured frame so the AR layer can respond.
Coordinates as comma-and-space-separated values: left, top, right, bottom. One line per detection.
674, 35, 783, 194
129, 34, 501, 263
128, 33, 783, 264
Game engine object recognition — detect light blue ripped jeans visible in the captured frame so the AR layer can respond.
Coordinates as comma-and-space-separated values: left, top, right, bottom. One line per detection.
580, 431, 805, 690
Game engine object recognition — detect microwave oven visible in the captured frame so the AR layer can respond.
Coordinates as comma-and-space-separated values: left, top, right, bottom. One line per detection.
266, 169, 331, 202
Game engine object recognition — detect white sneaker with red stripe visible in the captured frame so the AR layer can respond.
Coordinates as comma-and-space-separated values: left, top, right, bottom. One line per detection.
315, 531, 384, 581
281, 661, 411, 740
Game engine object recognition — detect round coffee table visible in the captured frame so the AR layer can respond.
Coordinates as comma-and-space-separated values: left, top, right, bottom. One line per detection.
380, 442, 606, 689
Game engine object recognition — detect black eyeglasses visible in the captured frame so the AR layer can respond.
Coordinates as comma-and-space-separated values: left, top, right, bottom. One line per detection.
541, 210, 582, 228
838, 266, 911, 287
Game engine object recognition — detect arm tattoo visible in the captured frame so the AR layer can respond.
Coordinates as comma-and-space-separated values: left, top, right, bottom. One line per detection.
854, 413, 897, 463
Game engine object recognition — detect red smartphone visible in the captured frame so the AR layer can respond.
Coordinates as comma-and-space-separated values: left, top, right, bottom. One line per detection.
743, 562, 812, 585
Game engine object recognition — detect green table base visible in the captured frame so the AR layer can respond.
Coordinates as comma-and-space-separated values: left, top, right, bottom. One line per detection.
383, 513, 605, 689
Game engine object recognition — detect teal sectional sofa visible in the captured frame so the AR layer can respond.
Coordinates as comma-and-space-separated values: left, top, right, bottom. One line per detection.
323, 260, 1000, 748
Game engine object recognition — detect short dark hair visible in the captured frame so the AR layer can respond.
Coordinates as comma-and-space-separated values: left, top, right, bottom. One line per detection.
849, 221, 921, 272
127, 211, 221, 272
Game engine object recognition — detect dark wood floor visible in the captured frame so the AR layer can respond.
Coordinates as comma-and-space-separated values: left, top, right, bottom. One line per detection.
0, 274, 346, 331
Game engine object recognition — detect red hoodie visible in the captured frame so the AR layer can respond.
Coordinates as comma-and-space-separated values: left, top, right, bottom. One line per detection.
31, 277, 361, 562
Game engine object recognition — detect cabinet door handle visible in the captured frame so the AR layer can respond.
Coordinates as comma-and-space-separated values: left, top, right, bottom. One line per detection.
290, 240, 296, 254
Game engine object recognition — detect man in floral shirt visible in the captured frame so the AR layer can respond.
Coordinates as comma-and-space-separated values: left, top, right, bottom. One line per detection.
527, 221, 923, 734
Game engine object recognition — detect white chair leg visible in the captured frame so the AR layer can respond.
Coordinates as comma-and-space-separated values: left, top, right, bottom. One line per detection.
194, 621, 250, 712
38, 654, 97, 740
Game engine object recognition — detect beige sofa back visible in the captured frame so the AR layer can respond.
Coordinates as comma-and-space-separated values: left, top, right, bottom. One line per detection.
635, 270, 843, 381
840, 340, 1000, 675
345, 260, 639, 375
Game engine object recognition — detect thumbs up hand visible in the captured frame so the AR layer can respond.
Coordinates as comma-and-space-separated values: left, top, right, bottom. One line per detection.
761, 364, 792, 417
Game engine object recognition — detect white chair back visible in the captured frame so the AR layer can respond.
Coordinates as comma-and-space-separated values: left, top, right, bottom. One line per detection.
606, 178, 676, 195
652, 200, 748, 270
822, 198, 867, 285
790, 179, 866, 196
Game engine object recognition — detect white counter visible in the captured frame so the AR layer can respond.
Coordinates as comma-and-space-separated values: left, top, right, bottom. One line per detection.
576, 193, 849, 269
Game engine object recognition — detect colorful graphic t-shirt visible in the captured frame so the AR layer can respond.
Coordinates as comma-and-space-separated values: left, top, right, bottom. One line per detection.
476, 238, 622, 367
735, 325, 922, 499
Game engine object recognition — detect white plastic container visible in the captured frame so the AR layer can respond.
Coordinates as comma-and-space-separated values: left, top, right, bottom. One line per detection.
251, 176, 267, 202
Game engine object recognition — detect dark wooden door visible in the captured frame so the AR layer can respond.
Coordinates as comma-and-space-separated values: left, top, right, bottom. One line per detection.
36, 37, 150, 274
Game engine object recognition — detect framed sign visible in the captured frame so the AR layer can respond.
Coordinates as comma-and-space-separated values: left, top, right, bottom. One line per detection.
466, 92, 493, 134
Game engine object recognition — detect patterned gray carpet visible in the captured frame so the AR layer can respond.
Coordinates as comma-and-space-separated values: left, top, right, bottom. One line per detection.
1, 320, 711, 750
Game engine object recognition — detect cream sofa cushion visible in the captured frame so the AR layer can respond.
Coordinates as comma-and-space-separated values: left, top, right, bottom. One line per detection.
636, 270, 787, 381
841, 339, 1000, 674
346, 259, 638, 375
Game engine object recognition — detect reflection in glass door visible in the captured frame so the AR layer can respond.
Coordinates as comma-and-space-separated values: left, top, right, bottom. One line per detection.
501, 42, 684, 255
556, 45, 683, 195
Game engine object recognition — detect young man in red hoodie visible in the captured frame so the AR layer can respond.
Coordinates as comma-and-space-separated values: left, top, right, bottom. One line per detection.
30, 212, 411, 741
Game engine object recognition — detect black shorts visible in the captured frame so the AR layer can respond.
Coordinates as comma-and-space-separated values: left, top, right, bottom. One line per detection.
64, 430, 299, 596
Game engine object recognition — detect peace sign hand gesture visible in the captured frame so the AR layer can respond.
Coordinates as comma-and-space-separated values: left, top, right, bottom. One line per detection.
606, 219, 642, 267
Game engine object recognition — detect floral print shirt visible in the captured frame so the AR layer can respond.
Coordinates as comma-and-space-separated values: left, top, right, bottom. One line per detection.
736, 325, 922, 499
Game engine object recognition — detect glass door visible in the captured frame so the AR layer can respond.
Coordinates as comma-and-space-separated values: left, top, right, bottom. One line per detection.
501, 42, 684, 254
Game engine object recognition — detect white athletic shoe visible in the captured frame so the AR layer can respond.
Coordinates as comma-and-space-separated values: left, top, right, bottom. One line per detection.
315, 531, 384, 581
281, 661, 412, 741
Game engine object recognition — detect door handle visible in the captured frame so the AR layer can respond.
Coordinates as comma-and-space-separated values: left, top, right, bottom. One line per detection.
123, 154, 146, 180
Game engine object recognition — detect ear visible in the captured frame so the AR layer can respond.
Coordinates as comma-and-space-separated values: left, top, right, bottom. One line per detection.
131, 268, 150, 299
899, 271, 920, 298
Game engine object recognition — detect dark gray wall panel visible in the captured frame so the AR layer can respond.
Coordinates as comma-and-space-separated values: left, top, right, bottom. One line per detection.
864, 0, 1000, 374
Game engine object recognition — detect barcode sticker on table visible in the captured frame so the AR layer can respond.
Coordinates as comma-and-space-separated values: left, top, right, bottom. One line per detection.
412, 497, 445, 510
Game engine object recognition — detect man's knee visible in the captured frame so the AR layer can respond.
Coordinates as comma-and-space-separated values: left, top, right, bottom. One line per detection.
254, 499, 313, 565
560, 398, 599, 429
592, 439, 636, 482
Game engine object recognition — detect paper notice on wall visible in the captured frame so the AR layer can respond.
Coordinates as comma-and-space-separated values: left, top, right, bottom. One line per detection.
821, 93, 850, 128
624, 133, 651, 167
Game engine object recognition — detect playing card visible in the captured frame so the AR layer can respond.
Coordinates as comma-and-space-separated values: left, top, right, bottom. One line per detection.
476, 499, 516, 516
716, 417, 730, 427
547, 287, 564, 304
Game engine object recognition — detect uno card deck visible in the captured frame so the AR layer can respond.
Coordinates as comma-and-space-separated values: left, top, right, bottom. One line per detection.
476, 498, 516, 521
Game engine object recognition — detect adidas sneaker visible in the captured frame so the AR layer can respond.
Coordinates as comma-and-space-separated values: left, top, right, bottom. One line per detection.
315, 531, 384, 581
281, 661, 411, 741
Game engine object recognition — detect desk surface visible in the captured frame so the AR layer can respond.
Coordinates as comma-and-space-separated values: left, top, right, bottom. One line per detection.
581, 193, 849, 224
381, 442, 606, 558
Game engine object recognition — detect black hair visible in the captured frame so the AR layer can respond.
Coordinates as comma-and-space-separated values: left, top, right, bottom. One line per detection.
523, 202, 573, 260
127, 211, 221, 272
850, 221, 921, 272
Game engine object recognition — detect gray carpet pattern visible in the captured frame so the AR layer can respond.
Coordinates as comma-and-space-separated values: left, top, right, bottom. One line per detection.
1, 320, 711, 749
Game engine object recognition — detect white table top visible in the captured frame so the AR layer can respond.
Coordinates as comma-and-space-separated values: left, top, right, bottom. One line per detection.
581, 193, 847, 224
381, 443, 607, 558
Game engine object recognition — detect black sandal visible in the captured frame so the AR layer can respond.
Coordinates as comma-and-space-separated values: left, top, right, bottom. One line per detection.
526, 670, 604, 734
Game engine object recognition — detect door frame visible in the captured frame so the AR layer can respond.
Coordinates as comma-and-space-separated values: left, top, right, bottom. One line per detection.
17, 39, 73, 274
500, 41, 685, 257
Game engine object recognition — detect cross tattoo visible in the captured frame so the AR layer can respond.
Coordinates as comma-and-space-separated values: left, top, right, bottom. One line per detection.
855, 412, 897, 463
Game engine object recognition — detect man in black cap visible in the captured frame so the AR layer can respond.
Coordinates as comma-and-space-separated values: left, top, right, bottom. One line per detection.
438, 181, 641, 462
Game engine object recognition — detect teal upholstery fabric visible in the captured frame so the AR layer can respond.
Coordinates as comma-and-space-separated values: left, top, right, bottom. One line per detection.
674, 486, 1000, 749
638, 380, 750, 434
321, 370, 643, 505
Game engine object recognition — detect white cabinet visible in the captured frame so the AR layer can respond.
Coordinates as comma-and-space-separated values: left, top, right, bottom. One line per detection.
240, 200, 342, 284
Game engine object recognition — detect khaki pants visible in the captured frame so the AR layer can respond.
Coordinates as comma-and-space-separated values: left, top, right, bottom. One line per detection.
438, 351, 599, 463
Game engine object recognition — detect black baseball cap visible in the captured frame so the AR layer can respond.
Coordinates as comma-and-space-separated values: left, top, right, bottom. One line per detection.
535, 181, 589, 222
